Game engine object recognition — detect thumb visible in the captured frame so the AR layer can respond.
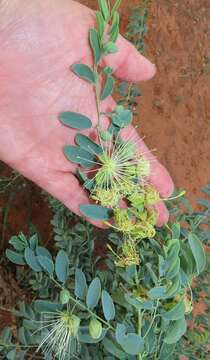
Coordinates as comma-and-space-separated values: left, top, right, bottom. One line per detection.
101, 35, 156, 82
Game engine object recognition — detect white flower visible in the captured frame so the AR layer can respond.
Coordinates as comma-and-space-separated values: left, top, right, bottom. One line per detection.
36, 311, 80, 360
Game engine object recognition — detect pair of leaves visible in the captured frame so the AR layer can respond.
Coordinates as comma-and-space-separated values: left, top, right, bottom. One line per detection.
87, 278, 115, 320
75, 271, 115, 321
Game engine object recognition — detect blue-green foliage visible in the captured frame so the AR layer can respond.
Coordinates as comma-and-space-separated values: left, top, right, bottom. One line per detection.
2, 183, 209, 359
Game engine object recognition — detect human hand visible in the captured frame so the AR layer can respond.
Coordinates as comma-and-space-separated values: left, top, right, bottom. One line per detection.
0, 0, 174, 226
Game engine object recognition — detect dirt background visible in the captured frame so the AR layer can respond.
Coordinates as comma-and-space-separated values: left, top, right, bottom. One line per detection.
0, 0, 209, 355
83, 0, 210, 206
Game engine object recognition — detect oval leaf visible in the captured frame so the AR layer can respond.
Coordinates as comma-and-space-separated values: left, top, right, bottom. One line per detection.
102, 290, 115, 321
64, 145, 95, 168
112, 109, 132, 128
188, 233, 206, 274
75, 134, 103, 155
162, 301, 185, 321
75, 269, 87, 300
89, 28, 101, 64
80, 204, 112, 221
6, 249, 26, 265
35, 246, 53, 261
59, 111, 92, 130
101, 75, 114, 100
37, 255, 54, 275
24, 248, 42, 272
99, 0, 110, 20
71, 63, 96, 84
55, 250, 69, 283
86, 277, 101, 309
164, 318, 187, 344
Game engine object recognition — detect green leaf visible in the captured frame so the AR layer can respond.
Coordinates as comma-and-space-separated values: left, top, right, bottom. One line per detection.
23, 319, 39, 331
116, 324, 144, 355
9, 234, 27, 251
35, 246, 52, 261
89, 28, 101, 64
75, 269, 87, 300
29, 233, 38, 250
111, 0, 121, 17
34, 300, 62, 312
148, 286, 166, 299
159, 342, 176, 360
75, 134, 103, 155
55, 250, 69, 283
101, 290, 115, 321
6, 249, 26, 265
80, 204, 112, 221
109, 12, 120, 42
103, 338, 127, 359
59, 111, 92, 130
98, 0, 110, 20
188, 233, 206, 274
180, 242, 196, 276
96, 11, 105, 40
101, 75, 114, 100
86, 277, 101, 309
64, 145, 95, 168
166, 258, 180, 279
125, 294, 154, 310
112, 108, 133, 128
164, 274, 181, 299
172, 222, 180, 239
164, 317, 187, 344
24, 248, 42, 272
37, 255, 54, 275
71, 63, 96, 84
162, 301, 185, 321
6, 349, 16, 360
103, 41, 118, 54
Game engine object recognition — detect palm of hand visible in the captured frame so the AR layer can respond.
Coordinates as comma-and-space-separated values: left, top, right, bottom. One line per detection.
0, 0, 173, 225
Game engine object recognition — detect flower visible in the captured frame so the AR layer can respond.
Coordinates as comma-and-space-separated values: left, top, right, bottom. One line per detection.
94, 137, 149, 190
37, 311, 80, 360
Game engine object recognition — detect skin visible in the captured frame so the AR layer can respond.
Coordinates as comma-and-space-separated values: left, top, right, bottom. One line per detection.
0, 0, 174, 227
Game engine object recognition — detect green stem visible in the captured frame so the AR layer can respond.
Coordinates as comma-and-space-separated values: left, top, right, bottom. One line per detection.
50, 277, 114, 331
94, 65, 101, 130
138, 310, 143, 360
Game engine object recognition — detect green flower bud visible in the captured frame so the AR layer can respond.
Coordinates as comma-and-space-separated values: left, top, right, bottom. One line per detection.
60, 289, 71, 305
89, 319, 103, 339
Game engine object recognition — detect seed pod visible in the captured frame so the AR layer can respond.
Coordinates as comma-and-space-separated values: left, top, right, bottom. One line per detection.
71, 315, 81, 337
89, 319, 103, 339
60, 289, 71, 305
